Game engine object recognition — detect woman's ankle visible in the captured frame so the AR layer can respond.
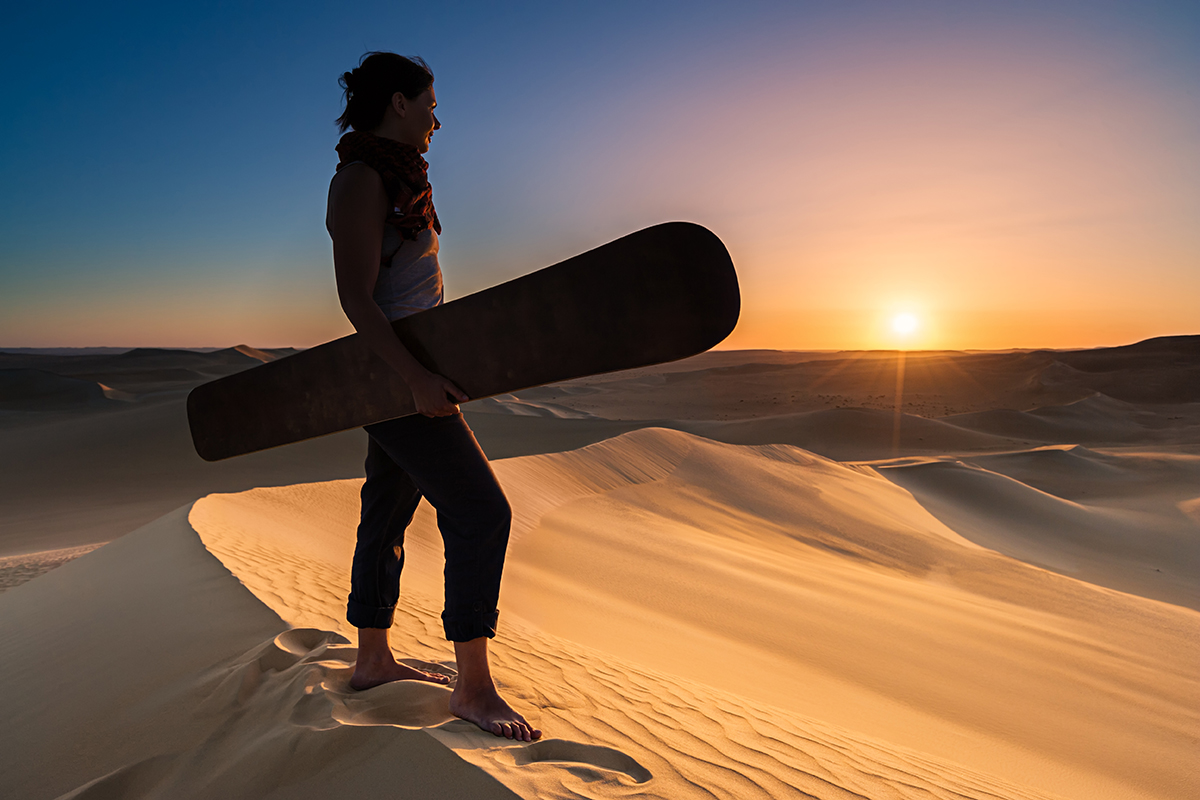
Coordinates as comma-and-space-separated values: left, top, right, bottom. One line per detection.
356, 627, 395, 664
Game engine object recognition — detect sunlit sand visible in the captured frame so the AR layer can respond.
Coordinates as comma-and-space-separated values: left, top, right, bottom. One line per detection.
1, 339, 1198, 799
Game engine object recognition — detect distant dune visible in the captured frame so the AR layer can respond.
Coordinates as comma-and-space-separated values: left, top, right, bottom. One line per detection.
510, 335, 1200, 421
877, 448, 1200, 608
1048, 335, 1200, 403
683, 406, 1021, 460
0, 368, 114, 410
945, 393, 1200, 445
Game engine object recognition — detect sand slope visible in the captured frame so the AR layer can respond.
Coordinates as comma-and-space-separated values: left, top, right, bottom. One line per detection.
877, 446, 1200, 608
0, 398, 367, 556
183, 429, 1198, 800
0, 507, 523, 800
0, 469, 1070, 800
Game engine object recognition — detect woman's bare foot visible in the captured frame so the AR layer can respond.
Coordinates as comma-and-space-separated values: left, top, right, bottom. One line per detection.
449, 683, 542, 741
451, 636, 542, 741
350, 626, 449, 691
350, 658, 449, 691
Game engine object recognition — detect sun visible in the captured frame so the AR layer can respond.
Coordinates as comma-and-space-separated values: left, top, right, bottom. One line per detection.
891, 313, 919, 336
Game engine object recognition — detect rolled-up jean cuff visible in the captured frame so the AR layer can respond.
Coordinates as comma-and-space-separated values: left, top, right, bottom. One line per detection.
347, 599, 396, 629
442, 609, 499, 642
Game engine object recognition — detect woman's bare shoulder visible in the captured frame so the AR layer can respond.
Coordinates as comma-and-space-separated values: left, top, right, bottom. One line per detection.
329, 162, 384, 196
327, 163, 388, 233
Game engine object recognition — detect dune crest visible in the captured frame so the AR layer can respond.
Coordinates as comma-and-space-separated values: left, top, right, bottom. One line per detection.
877, 448, 1200, 608
0, 507, 531, 800
190, 429, 1199, 800
192, 485, 1066, 800
229, 344, 278, 363
474, 394, 600, 419
0, 491, 1070, 800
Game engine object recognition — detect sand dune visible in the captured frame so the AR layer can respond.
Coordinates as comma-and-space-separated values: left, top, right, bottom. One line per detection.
684, 406, 1023, 459
474, 394, 600, 419
0, 460, 1082, 800
2, 340, 1197, 799
0, 543, 105, 593
0, 510, 519, 800
876, 452, 1200, 608
0, 397, 367, 556
946, 393, 1200, 446
520, 338, 1197, 422
1049, 335, 1200, 404
180, 429, 1199, 800
0, 368, 115, 410
0, 344, 296, 397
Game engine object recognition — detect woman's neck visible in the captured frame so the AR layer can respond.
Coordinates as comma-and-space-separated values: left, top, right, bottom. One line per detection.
368, 119, 415, 148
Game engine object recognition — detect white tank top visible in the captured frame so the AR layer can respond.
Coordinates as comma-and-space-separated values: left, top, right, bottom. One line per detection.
336, 160, 445, 321
374, 225, 444, 321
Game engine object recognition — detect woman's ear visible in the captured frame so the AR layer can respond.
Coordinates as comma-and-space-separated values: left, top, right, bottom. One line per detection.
391, 92, 407, 118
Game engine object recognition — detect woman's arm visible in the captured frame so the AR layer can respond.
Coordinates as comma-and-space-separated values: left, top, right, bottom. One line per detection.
327, 163, 467, 417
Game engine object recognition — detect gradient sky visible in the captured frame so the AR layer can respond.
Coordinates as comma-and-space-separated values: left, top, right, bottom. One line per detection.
2, 0, 1198, 350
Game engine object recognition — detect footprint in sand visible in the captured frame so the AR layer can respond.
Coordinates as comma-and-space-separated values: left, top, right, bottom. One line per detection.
236, 629, 652, 786
333, 679, 457, 729
256, 627, 352, 671
508, 739, 652, 784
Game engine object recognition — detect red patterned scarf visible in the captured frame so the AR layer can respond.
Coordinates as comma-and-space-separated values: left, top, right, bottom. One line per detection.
335, 131, 441, 242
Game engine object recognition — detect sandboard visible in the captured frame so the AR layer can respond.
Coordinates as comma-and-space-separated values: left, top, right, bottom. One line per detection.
187, 221, 739, 461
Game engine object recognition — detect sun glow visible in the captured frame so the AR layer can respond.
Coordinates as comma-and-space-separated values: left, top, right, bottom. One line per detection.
892, 313, 919, 336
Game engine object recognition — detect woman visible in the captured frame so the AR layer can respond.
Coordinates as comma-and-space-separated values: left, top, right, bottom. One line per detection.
326, 51, 539, 743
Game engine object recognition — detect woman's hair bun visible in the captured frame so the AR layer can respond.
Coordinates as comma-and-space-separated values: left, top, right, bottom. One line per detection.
335, 52, 434, 133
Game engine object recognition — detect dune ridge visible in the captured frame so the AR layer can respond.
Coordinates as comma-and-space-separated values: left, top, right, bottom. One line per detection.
0, 488, 1068, 800
190, 429, 1199, 800
190, 479, 1070, 800
0, 543, 106, 593
0, 508, 523, 800
876, 446, 1200, 608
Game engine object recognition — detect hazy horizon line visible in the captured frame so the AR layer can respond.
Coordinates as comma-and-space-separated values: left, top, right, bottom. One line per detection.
4, 334, 1195, 359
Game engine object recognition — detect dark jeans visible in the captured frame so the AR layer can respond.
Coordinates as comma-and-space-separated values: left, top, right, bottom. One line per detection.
347, 411, 511, 641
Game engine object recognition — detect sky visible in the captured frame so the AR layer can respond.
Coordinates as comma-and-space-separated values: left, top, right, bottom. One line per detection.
1, 0, 1198, 351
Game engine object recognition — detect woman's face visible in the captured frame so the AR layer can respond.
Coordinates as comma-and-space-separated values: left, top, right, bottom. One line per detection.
398, 87, 440, 153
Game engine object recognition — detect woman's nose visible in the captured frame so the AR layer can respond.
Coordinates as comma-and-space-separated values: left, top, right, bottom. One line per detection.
433, 114, 441, 130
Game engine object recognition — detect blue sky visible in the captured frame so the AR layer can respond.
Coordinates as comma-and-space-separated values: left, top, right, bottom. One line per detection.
2, 1, 1198, 349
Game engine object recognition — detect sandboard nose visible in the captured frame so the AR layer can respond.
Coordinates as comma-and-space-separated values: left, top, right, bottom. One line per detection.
661, 221, 741, 344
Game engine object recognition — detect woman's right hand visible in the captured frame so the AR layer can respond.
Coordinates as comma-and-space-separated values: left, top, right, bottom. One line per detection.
409, 370, 469, 417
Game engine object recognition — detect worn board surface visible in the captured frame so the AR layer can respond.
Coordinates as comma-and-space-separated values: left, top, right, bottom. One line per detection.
187, 222, 740, 461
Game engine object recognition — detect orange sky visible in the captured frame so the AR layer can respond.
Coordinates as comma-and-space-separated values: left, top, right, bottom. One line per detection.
2, 3, 1197, 351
